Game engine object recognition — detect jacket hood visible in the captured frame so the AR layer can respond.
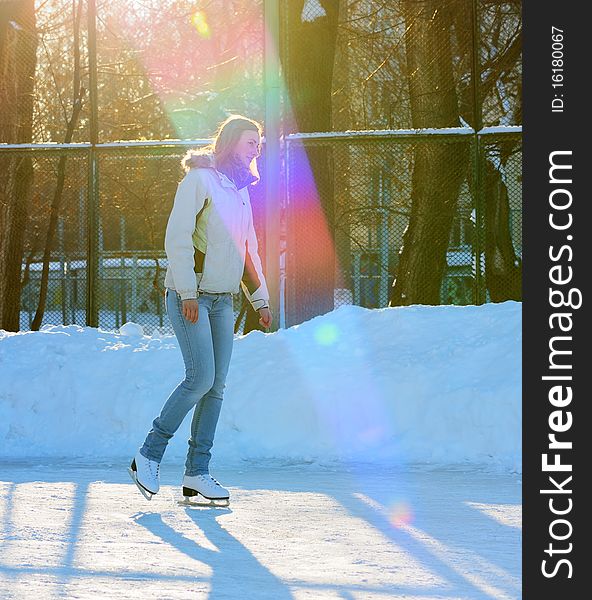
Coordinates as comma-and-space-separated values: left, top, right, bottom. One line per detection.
184, 150, 257, 191
183, 150, 216, 171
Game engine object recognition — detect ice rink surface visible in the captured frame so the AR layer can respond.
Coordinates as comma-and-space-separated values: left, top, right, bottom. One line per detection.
0, 460, 521, 600
1, 303, 522, 597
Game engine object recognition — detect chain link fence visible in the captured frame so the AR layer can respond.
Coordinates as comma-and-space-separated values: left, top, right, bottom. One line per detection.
1, 0, 521, 333
280, 0, 522, 326
7, 144, 267, 335
5, 149, 88, 331
1, 0, 266, 334
283, 131, 521, 326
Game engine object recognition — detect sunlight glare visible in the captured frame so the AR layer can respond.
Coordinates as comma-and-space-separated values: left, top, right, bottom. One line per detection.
388, 500, 414, 528
191, 11, 211, 38
314, 323, 340, 346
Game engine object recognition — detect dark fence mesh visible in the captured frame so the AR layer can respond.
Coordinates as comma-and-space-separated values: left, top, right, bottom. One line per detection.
328, 0, 479, 132
94, 147, 265, 334
1, 0, 521, 333
479, 0, 522, 128
479, 134, 522, 301
284, 133, 522, 327
6, 146, 265, 335
286, 136, 520, 325
8, 150, 89, 331
94, 149, 174, 333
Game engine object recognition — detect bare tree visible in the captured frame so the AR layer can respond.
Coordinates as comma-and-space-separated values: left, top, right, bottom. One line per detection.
389, 0, 521, 306
0, 0, 37, 332
30, 0, 85, 330
389, 0, 468, 306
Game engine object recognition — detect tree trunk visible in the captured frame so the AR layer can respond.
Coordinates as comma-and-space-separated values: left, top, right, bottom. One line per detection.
31, 0, 85, 330
390, 0, 468, 306
283, 0, 340, 325
0, 0, 37, 332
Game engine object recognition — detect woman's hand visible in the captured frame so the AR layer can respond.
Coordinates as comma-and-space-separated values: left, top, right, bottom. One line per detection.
258, 307, 272, 329
182, 298, 199, 323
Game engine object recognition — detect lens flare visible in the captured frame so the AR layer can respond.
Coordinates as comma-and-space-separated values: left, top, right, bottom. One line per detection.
389, 501, 414, 528
191, 11, 210, 38
314, 323, 339, 346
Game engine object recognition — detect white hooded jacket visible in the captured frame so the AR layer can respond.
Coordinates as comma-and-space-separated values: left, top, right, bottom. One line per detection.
163, 161, 269, 311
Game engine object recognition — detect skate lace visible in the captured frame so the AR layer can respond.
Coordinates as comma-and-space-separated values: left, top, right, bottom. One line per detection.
200, 474, 221, 488
150, 460, 160, 478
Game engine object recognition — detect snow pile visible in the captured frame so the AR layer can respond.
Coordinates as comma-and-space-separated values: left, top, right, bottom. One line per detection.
0, 302, 521, 471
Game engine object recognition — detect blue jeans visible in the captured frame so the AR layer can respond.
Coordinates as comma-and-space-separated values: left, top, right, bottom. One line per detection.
140, 287, 234, 475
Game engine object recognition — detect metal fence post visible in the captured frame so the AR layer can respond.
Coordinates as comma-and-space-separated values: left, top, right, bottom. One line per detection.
264, 0, 281, 330
86, 0, 100, 327
471, 0, 485, 305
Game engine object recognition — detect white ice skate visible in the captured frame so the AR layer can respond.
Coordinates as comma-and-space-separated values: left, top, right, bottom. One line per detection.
179, 474, 230, 508
128, 451, 160, 500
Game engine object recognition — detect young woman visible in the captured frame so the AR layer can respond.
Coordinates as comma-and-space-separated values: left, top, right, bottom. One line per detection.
129, 115, 272, 504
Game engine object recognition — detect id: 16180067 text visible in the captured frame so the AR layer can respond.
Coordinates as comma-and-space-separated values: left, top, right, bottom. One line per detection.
551, 26, 564, 113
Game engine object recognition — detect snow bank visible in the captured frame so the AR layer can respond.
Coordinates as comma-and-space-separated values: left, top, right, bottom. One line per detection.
0, 302, 521, 471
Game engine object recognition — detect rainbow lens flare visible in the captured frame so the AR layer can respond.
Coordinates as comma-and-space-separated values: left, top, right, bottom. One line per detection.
190, 11, 210, 39
389, 500, 414, 528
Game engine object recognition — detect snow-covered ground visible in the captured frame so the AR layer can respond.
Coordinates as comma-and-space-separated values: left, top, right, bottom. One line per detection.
0, 461, 521, 600
0, 302, 522, 599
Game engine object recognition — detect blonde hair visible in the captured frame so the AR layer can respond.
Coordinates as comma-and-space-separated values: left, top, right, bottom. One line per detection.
181, 115, 262, 180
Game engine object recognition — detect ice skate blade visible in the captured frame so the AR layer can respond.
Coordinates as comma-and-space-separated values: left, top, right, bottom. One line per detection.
178, 495, 229, 508
127, 467, 155, 501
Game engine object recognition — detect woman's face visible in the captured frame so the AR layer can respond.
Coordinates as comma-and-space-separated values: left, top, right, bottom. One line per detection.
234, 129, 261, 168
